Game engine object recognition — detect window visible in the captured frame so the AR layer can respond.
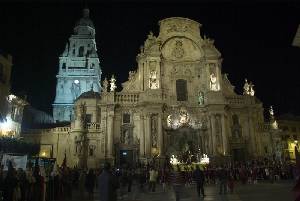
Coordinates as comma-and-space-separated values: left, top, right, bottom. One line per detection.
123, 113, 130, 124
86, 114, 92, 123
232, 115, 239, 125
78, 46, 84, 57
176, 79, 188, 101
62, 63, 66, 69
89, 146, 94, 156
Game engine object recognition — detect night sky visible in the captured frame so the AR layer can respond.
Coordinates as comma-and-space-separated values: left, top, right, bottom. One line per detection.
1, 0, 300, 117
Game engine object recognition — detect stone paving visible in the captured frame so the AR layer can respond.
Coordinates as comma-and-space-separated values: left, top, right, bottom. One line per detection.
72, 180, 294, 201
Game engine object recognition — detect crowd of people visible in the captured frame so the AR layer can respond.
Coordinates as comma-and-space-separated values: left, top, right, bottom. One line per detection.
0, 158, 295, 201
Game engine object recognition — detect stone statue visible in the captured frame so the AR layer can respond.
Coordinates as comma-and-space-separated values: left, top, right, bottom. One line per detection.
123, 129, 130, 144
144, 31, 157, 50
110, 75, 117, 92
249, 82, 255, 96
149, 70, 158, 89
269, 106, 274, 117
167, 115, 172, 128
128, 71, 135, 80
210, 73, 219, 91
243, 79, 250, 95
198, 91, 204, 105
102, 77, 108, 92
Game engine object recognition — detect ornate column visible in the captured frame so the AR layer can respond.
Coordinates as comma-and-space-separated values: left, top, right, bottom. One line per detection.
144, 113, 151, 158
221, 114, 228, 155
140, 115, 145, 157
106, 106, 114, 159
210, 114, 217, 155
158, 114, 163, 156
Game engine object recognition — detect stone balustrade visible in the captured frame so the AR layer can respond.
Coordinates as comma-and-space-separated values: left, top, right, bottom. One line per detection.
53, 127, 71, 133
87, 122, 101, 130
226, 96, 245, 105
61, 68, 96, 74
114, 93, 139, 104
257, 123, 271, 132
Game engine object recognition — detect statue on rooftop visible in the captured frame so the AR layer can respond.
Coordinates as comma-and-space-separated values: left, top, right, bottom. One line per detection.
110, 75, 117, 92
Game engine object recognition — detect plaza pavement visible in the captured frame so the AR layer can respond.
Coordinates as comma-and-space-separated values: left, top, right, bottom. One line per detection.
73, 180, 295, 201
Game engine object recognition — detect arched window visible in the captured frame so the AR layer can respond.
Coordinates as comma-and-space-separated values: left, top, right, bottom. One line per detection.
78, 46, 84, 57
232, 114, 239, 125
176, 79, 188, 101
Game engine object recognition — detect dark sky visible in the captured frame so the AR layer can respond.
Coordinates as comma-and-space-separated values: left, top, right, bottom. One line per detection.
0, 0, 300, 117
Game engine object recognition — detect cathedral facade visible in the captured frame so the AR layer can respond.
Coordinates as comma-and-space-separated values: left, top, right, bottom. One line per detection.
24, 15, 267, 168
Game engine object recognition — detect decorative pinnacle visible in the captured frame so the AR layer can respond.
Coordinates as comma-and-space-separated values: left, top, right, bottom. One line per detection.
83, 8, 90, 18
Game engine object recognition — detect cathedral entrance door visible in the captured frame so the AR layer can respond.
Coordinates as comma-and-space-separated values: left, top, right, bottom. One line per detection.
165, 126, 202, 163
232, 148, 245, 162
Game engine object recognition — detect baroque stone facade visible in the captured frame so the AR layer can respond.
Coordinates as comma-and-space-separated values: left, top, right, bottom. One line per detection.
52, 8, 102, 122
24, 17, 268, 168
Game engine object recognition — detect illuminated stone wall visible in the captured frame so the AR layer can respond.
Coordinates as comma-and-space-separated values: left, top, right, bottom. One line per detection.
53, 9, 102, 122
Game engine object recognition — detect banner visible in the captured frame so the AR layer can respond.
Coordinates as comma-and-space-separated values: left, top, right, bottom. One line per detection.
1, 154, 28, 170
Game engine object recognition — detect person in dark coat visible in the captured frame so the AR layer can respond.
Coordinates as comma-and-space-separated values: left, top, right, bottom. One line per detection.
218, 166, 228, 195
85, 169, 96, 200
193, 165, 205, 197
98, 162, 119, 201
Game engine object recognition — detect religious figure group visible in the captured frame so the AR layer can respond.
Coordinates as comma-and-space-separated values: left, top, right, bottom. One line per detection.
243, 79, 255, 96
110, 75, 117, 92
149, 70, 159, 89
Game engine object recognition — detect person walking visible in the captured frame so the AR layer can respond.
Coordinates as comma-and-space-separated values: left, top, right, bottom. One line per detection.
149, 167, 158, 192
169, 165, 185, 201
98, 162, 119, 201
218, 166, 228, 195
85, 169, 96, 200
193, 165, 206, 198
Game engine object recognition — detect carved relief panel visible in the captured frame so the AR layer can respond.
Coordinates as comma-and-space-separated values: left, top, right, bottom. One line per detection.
149, 61, 159, 89
151, 114, 158, 148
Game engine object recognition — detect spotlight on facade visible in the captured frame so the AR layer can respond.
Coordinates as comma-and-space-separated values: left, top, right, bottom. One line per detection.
0, 117, 13, 134
170, 155, 180, 165
200, 154, 210, 165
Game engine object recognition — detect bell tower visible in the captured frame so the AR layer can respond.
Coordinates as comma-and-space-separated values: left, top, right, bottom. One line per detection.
53, 8, 102, 122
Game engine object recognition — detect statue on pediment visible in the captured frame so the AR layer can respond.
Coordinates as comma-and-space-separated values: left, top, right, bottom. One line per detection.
110, 75, 117, 92
102, 78, 108, 92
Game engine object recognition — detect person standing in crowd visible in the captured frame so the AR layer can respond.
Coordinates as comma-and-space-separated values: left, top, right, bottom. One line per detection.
169, 165, 185, 201
193, 165, 205, 198
85, 169, 96, 200
98, 162, 119, 201
78, 169, 86, 198
218, 166, 228, 195
127, 168, 134, 193
228, 170, 235, 194
149, 167, 158, 192
3, 161, 17, 201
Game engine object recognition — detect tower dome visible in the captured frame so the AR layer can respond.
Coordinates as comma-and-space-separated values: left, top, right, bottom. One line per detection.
76, 8, 94, 28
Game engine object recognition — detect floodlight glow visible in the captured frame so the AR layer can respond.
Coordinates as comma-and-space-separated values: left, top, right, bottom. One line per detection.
170, 155, 180, 165
74, 80, 80, 84
200, 154, 210, 164
0, 117, 13, 132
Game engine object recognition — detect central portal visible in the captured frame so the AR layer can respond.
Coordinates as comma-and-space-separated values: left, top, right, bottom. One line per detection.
165, 126, 202, 163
